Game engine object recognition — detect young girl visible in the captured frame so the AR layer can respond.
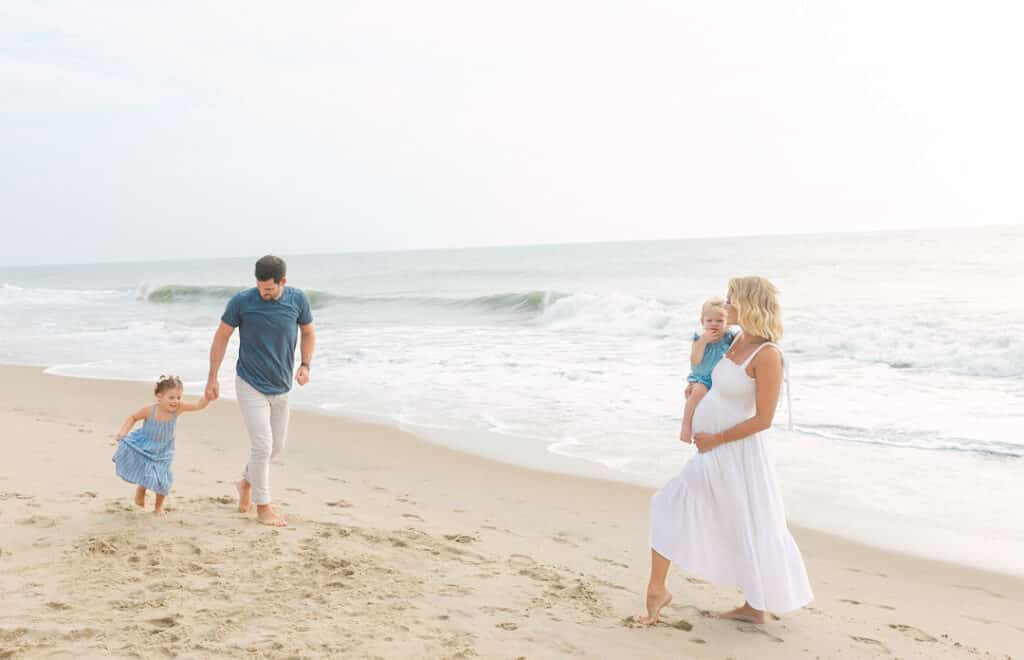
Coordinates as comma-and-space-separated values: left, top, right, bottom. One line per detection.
113, 375, 209, 515
679, 298, 736, 443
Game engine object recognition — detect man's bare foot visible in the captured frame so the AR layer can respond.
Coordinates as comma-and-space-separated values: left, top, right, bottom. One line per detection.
134, 486, 146, 508
679, 423, 693, 443
718, 602, 765, 624
634, 587, 673, 625
236, 480, 252, 513
256, 504, 287, 527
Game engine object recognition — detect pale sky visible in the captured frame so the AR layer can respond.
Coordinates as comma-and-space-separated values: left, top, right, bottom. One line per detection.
2, 1, 1022, 265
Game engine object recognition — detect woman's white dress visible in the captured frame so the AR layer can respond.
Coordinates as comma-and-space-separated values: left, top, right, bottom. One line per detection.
650, 342, 813, 612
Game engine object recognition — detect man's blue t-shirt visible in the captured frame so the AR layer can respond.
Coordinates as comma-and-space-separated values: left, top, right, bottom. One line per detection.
221, 286, 313, 395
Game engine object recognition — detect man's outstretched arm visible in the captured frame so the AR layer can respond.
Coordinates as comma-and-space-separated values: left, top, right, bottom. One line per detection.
206, 321, 235, 400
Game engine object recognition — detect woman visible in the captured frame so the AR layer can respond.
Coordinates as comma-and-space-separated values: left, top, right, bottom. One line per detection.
637, 276, 812, 625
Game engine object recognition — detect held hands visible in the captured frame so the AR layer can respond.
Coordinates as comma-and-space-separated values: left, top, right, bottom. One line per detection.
693, 433, 722, 453
204, 379, 220, 402
295, 364, 310, 386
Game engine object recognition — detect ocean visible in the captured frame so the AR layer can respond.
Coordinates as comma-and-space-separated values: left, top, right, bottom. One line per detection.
2, 225, 1022, 573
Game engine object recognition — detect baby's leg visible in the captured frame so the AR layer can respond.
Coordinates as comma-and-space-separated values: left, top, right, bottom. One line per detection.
153, 494, 167, 516
680, 383, 709, 443
134, 485, 146, 507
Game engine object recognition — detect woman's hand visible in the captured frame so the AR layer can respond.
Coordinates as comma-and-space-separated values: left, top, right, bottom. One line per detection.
693, 433, 722, 453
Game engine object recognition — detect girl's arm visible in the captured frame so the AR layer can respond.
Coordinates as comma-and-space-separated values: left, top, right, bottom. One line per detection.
690, 336, 708, 367
177, 397, 210, 413
693, 347, 783, 452
116, 406, 151, 440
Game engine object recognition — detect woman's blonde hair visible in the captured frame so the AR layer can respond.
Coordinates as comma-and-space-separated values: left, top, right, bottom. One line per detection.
728, 276, 783, 342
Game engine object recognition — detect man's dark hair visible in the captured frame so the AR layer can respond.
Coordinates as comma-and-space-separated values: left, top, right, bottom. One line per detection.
255, 255, 287, 283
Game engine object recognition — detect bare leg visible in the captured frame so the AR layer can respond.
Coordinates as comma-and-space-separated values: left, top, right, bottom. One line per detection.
679, 383, 708, 443
134, 486, 146, 508
634, 549, 673, 625
236, 479, 252, 513
719, 601, 766, 624
256, 503, 287, 527
153, 494, 167, 516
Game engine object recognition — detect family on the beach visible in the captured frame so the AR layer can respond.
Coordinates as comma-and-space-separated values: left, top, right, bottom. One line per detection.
111, 254, 812, 626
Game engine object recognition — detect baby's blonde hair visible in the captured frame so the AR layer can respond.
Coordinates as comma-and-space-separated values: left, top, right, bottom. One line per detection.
727, 276, 783, 341
701, 297, 728, 319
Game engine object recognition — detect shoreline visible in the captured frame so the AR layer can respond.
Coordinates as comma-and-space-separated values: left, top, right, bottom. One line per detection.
24, 360, 1024, 578
2, 365, 1023, 658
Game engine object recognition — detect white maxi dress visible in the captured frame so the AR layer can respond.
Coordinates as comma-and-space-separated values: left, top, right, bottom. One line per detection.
650, 342, 813, 612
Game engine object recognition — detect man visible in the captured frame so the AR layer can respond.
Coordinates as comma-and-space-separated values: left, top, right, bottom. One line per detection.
205, 255, 315, 527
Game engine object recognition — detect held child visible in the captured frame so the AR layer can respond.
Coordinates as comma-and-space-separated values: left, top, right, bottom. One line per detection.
112, 375, 209, 515
679, 298, 736, 443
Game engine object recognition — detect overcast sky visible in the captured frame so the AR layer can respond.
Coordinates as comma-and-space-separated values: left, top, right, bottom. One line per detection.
2, 1, 1022, 265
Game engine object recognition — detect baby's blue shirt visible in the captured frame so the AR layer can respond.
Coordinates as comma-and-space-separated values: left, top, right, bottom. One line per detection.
687, 328, 737, 388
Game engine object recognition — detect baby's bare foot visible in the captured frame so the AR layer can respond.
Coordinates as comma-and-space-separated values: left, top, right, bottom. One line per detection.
236, 480, 252, 513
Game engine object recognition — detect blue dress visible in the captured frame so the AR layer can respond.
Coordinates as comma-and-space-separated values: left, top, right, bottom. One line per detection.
687, 328, 737, 389
112, 405, 176, 495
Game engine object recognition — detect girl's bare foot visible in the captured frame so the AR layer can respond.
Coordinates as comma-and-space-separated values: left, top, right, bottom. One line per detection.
153, 494, 166, 516
134, 486, 146, 507
236, 480, 252, 513
256, 504, 287, 527
718, 602, 765, 624
634, 587, 673, 625
153, 507, 167, 516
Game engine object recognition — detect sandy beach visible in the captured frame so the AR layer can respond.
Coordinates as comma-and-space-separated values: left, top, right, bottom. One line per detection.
1, 365, 1021, 659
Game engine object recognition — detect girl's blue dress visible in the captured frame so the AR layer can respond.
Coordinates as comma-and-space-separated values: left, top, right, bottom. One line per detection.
112, 405, 176, 495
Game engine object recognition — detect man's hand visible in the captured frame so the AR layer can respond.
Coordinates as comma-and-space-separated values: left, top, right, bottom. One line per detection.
205, 379, 220, 401
693, 432, 721, 453
295, 365, 310, 386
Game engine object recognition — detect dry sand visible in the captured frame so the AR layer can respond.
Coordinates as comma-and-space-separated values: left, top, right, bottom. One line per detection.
1, 365, 1021, 659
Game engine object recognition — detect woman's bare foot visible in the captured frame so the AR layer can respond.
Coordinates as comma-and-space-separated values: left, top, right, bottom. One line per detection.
236, 480, 252, 513
256, 504, 287, 527
134, 486, 146, 508
634, 587, 673, 625
718, 602, 765, 624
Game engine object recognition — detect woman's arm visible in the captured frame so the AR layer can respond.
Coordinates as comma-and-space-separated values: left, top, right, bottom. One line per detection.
116, 406, 151, 440
177, 397, 210, 413
693, 347, 783, 453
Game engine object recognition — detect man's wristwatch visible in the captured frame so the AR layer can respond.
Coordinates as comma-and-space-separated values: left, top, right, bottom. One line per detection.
300, 362, 311, 370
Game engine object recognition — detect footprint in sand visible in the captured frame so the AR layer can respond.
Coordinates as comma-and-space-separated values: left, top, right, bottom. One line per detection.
850, 635, 890, 654
15, 515, 58, 528
888, 623, 936, 642
739, 624, 783, 643
593, 556, 629, 569
444, 534, 477, 544
495, 622, 518, 631
78, 491, 98, 498
326, 500, 353, 508
953, 584, 1005, 599
286, 488, 306, 494
147, 615, 179, 628
401, 513, 424, 521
